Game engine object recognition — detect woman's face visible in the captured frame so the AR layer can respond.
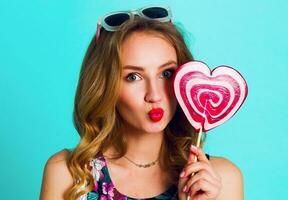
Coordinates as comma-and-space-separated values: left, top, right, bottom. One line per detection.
117, 31, 178, 134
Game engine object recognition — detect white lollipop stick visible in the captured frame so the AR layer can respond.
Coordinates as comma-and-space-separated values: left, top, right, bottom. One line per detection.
186, 127, 202, 200
186, 101, 207, 200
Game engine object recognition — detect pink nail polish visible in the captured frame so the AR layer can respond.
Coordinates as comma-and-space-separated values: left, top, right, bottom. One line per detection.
180, 171, 185, 177
190, 144, 197, 151
183, 185, 187, 192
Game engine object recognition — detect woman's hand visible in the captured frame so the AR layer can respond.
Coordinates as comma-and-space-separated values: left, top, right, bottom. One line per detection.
178, 145, 222, 200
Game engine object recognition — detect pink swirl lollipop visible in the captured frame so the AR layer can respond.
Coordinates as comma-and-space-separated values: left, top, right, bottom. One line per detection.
173, 61, 248, 133
173, 61, 248, 200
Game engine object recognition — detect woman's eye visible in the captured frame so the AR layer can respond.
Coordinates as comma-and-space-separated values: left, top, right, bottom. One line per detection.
161, 69, 174, 79
126, 73, 141, 81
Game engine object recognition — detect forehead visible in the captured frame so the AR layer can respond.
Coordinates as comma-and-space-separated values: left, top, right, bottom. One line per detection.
120, 32, 177, 68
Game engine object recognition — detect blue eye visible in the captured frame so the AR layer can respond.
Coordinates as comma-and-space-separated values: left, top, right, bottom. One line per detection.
161, 69, 174, 79
126, 73, 141, 81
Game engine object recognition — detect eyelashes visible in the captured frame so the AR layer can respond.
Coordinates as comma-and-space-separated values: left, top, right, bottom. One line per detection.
161, 69, 174, 79
126, 73, 141, 81
125, 68, 176, 82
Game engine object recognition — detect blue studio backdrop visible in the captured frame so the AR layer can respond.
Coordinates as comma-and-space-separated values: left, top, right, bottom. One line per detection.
0, 0, 287, 199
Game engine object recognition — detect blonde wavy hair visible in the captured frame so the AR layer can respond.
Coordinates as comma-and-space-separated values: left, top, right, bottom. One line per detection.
65, 18, 206, 199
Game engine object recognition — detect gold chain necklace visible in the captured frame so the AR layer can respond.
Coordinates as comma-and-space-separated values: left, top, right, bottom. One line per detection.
123, 155, 158, 168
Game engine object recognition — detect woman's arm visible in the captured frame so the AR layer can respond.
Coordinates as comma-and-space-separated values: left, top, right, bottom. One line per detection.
40, 149, 73, 200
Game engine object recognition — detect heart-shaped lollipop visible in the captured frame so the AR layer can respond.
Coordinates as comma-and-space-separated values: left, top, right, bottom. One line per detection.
173, 61, 248, 132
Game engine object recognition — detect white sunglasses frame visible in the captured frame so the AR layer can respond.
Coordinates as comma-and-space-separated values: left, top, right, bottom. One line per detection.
96, 5, 172, 40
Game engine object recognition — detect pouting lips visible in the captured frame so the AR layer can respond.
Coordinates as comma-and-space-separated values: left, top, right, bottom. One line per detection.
173, 61, 248, 132
148, 108, 164, 122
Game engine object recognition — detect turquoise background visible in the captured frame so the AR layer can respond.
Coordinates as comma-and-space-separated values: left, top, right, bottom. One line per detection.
0, 0, 287, 199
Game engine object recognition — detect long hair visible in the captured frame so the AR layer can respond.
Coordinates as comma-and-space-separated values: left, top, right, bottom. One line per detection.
65, 18, 206, 199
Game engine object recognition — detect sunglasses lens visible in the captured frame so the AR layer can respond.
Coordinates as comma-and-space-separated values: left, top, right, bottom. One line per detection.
104, 13, 130, 26
142, 7, 168, 19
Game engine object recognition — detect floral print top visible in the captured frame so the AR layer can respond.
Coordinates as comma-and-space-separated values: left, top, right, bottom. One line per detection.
78, 154, 178, 200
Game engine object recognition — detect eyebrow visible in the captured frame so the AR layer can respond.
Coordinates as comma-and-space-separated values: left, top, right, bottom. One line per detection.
123, 60, 177, 71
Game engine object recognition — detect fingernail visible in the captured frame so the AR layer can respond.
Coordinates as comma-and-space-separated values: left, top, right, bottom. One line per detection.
182, 185, 187, 192
180, 171, 185, 178
190, 144, 197, 152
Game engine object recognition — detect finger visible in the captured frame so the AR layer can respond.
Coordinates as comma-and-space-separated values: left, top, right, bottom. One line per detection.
178, 172, 190, 199
190, 145, 209, 164
187, 150, 196, 164
189, 179, 214, 198
181, 162, 216, 180
193, 193, 210, 200
185, 169, 217, 191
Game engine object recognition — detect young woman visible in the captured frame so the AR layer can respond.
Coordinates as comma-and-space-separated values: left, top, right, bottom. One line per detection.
40, 5, 243, 200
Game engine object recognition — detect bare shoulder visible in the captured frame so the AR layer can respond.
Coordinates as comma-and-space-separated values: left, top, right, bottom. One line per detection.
209, 156, 242, 177
40, 149, 73, 200
209, 156, 244, 200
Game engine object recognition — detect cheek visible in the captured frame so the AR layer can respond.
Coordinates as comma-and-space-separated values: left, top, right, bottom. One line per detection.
163, 80, 176, 101
117, 85, 143, 113
169, 96, 178, 115
162, 81, 178, 114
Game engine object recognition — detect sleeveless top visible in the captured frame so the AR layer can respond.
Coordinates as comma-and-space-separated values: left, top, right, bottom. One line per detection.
78, 153, 210, 200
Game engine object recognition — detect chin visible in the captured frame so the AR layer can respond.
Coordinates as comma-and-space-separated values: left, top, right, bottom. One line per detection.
144, 121, 169, 133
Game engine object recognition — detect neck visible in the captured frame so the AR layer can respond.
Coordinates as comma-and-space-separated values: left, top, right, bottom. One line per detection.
103, 123, 166, 166
124, 130, 164, 163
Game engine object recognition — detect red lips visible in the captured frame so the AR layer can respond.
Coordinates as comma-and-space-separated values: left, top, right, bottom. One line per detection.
148, 108, 164, 122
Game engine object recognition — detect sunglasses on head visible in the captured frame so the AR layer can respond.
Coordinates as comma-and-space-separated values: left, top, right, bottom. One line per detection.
96, 5, 172, 40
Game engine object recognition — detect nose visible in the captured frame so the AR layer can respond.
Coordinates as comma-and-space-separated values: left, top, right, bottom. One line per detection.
144, 79, 162, 103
